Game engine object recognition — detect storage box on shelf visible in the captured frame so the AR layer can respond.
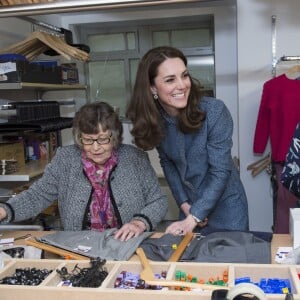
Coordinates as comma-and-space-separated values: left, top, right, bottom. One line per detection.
23, 131, 58, 162
0, 59, 62, 84
0, 131, 59, 182
61, 63, 79, 84
0, 259, 300, 300
0, 139, 25, 168
0, 55, 86, 193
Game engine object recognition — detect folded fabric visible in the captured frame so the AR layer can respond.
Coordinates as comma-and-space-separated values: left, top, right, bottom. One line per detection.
37, 229, 152, 261
140, 231, 271, 264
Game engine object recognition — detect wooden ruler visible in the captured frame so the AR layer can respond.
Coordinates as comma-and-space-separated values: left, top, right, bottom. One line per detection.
25, 237, 89, 260
168, 231, 194, 262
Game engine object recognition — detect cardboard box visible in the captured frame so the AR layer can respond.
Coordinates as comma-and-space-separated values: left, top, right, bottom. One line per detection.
289, 208, 300, 249
61, 63, 79, 84
0, 140, 25, 168
23, 132, 57, 162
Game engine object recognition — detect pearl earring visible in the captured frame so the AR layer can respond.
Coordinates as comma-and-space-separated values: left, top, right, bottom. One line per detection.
153, 94, 158, 100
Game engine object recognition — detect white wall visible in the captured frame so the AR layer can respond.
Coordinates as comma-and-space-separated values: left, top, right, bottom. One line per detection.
0, 18, 31, 46
237, 0, 300, 231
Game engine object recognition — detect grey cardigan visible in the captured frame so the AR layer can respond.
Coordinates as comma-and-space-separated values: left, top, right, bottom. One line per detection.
1, 144, 168, 231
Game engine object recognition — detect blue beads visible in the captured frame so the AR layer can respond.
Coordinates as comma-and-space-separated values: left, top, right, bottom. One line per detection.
235, 277, 291, 294
235, 277, 251, 284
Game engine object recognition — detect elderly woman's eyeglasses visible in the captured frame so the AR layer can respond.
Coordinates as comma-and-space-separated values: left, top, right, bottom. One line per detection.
80, 133, 112, 145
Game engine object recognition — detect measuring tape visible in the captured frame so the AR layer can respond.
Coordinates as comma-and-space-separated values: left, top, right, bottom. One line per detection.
226, 283, 267, 300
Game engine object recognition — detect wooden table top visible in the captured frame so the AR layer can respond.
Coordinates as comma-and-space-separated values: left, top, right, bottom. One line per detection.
0, 231, 292, 264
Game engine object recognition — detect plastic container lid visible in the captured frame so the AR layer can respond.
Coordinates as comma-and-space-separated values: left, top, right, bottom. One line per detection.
0, 53, 27, 62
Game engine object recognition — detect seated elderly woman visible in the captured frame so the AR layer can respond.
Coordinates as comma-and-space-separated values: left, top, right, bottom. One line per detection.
0, 102, 168, 241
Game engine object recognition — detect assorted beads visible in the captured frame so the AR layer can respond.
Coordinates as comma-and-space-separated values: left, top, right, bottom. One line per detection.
114, 270, 166, 289
0, 260, 293, 295
174, 269, 228, 291
0, 267, 52, 285
113, 269, 229, 291
56, 257, 108, 288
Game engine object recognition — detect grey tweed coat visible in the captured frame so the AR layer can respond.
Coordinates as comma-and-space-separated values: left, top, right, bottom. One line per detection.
1, 144, 168, 231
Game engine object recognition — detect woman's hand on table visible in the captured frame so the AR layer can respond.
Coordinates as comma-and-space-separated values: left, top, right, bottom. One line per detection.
165, 214, 208, 236
114, 220, 146, 241
165, 216, 196, 236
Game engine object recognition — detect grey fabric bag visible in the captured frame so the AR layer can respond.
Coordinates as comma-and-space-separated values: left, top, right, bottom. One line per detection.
37, 229, 152, 261
140, 231, 271, 264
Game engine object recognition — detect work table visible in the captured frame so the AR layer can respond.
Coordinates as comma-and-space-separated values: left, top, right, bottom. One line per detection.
0, 231, 298, 300
0, 230, 293, 264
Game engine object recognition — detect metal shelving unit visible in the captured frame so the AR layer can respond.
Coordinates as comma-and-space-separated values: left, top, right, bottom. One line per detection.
0, 82, 86, 183
0, 82, 86, 90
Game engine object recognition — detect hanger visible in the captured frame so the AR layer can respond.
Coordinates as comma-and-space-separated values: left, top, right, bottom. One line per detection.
247, 153, 271, 177
0, 31, 89, 62
285, 65, 300, 80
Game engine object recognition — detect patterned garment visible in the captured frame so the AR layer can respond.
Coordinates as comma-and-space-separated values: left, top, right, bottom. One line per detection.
281, 122, 300, 198
82, 150, 118, 231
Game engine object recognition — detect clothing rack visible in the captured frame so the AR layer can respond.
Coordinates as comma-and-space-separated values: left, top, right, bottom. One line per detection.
247, 16, 274, 176
280, 55, 300, 62
270, 16, 300, 76
273, 56, 300, 78
19, 16, 74, 45
271, 17, 300, 76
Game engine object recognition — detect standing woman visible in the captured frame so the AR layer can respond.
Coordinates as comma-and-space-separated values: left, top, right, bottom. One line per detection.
126, 46, 249, 235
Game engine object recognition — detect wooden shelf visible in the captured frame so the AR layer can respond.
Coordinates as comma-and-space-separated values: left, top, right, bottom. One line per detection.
0, 159, 47, 182
0, 82, 86, 90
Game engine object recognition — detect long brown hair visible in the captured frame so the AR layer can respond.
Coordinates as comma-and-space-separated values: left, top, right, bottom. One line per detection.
126, 46, 205, 150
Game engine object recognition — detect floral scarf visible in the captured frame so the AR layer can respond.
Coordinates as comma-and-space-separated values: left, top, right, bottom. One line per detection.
82, 150, 118, 231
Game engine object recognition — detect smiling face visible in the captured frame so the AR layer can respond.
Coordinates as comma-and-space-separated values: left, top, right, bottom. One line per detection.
150, 57, 191, 116
81, 125, 114, 167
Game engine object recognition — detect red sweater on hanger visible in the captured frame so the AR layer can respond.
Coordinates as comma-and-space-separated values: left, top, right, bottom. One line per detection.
253, 74, 300, 162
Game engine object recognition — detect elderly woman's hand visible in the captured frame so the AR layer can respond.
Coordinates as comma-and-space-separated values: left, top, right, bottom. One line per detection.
114, 220, 146, 241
